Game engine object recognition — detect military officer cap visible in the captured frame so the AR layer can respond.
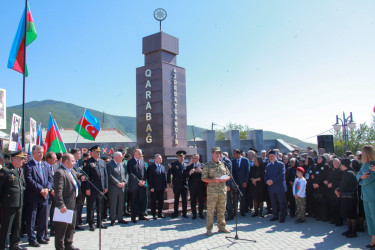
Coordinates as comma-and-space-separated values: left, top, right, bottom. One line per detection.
90, 145, 101, 152
176, 150, 186, 156
10, 150, 27, 158
211, 147, 222, 153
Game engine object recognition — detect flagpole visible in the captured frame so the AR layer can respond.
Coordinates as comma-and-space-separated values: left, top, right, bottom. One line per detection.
21, 0, 28, 149
75, 109, 86, 148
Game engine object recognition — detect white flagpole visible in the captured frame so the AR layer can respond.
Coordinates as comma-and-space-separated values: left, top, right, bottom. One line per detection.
75, 109, 86, 148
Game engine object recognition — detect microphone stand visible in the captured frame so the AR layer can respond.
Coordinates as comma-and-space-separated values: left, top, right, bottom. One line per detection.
223, 162, 256, 246
79, 166, 107, 250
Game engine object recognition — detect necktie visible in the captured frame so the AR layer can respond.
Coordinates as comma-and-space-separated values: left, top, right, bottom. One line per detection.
237, 159, 240, 166
38, 163, 44, 184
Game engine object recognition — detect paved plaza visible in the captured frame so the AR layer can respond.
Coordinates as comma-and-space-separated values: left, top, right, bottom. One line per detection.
19, 213, 369, 250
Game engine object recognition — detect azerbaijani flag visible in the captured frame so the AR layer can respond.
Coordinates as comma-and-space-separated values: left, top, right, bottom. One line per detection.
75, 110, 100, 141
7, 3, 37, 76
44, 115, 63, 153
53, 119, 66, 153
36, 123, 43, 145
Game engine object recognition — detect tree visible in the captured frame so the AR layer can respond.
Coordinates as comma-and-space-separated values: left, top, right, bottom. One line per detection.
215, 122, 253, 140
333, 117, 375, 157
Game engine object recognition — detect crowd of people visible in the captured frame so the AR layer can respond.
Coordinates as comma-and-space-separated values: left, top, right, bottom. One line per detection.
0, 144, 374, 250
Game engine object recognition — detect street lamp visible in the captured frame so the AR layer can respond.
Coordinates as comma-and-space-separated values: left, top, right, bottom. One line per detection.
333, 112, 356, 152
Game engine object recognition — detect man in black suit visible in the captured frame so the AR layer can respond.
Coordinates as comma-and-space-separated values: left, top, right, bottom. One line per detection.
107, 152, 128, 226
147, 154, 167, 220
83, 145, 108, 231
229, 149, 250, 217
53, 153, 81, 250
24, 145, 53, 247
186, 153, 205, 219
70, 148, 84, 231
126, 149, 148, 223
44, 152, 58, 237
0, 150, 27, 250
167, 150, 189, 218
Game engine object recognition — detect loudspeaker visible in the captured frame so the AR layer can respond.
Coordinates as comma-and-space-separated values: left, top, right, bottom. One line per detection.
317, 135, 334, 153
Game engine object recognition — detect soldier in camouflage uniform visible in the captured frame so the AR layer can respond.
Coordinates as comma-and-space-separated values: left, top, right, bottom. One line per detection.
202, 147, 231, 236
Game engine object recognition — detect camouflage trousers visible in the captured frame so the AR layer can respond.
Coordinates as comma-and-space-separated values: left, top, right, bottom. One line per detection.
296, 197, 306, 220
206, 193, 226, 231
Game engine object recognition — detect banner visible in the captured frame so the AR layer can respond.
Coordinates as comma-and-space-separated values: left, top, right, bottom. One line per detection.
0, 89, 5, 129
29, 117, 37, 148
9, 113, 21, 151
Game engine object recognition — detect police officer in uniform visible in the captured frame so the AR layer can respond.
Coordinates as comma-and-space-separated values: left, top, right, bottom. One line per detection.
83, 145, 108, 231
0, 150, 26, 250
167, 150, 189, 218
202, 147, 231, 236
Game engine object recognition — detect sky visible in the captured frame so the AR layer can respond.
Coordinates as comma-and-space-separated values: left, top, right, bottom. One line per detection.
0, 0, 374, 144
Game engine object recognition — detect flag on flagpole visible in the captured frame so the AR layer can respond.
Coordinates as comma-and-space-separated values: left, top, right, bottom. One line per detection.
7, 3, 37, 76
36, 123, 43, 145
75, 110, 100, 141
44, 114, 64, 153
53, 119, 66, 153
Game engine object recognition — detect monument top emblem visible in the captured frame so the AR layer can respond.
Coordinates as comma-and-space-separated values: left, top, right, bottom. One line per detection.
154, 8, 167, 31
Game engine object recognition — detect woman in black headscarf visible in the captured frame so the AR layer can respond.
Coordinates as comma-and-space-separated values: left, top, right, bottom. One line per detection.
286, 158, 298, 218
336, 158, 358, 238
304, 157, 316, 217
249, 157, 266, 217
326, 158, 344, 226
312, 155, 330, 221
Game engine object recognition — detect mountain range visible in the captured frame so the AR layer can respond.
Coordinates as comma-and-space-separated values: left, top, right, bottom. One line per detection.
1, 100, 315, 149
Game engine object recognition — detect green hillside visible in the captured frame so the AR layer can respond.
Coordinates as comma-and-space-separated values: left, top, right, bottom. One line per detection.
1, 100, 315, 149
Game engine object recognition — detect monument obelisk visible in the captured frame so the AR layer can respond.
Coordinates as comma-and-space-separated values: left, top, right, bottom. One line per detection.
136, 9, 196, 161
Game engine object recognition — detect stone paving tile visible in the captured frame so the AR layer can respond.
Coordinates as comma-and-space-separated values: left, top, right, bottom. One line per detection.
17, 214, 369, 249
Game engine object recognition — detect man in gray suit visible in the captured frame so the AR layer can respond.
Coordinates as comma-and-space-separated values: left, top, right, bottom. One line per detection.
107, 152, 129, 226
53, 153, 81, 250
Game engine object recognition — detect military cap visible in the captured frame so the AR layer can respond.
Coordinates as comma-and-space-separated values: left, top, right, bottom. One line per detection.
10, 150, 27, 158
176, 150, 186, 156
90, 145, 101, 152
268, 150, 276, 155
211, 147, 222, 153
249, 147, 258, 153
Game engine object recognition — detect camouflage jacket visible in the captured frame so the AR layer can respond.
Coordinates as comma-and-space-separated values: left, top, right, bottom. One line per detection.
201, 161, 229, 194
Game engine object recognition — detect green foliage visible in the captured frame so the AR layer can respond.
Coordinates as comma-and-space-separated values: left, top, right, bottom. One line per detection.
334, 119, 375, 157
215, 122, 252, 140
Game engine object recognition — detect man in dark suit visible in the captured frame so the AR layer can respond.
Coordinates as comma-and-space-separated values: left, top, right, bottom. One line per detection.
0, 150, 26, 250
147, 154, 167, 220
24, 145, 53, 247
83, 145, 108, 231
230, 149, 250, 217
221, 153, 234, 220
70, 148, 84, 231
185, 153, 205, 219
265, 150, 287, 223
167, 150, 189, 218
53, 153, 81, 250
127, 149, 148, 223
107, 151, 128, 226
44, 152, 58, 237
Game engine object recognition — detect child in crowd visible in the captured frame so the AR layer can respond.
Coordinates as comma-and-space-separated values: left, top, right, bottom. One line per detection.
294, 167, 307, 223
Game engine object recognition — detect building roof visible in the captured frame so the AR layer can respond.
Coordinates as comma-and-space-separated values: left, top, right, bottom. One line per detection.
25, 128, 134, 144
